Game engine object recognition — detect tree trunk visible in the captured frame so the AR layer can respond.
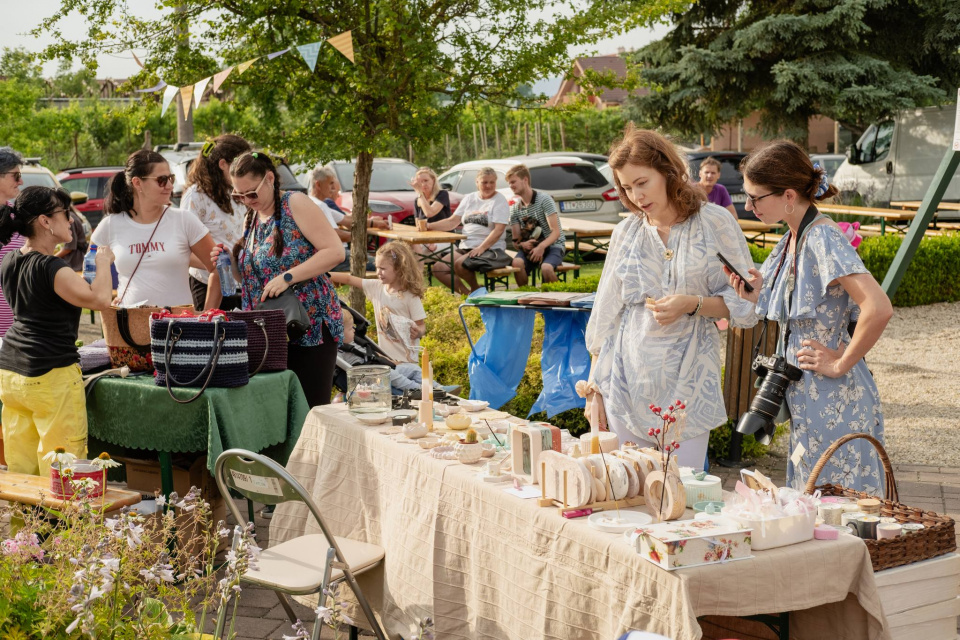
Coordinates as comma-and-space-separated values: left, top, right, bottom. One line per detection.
472, 123, 479, 157
524, 122, 529, 155
559, 120, 566, 150
349, 150, 375, 312
495, 125, 501, 156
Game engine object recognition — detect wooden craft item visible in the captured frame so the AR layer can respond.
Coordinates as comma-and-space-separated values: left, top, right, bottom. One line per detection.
579, 431, 619, 453
603, 457, 631, 502
538, 451, 592, 509
593, 477, 607, 502
620, 457, 641, 499
644, 470, 686, 521
510, 424, 555, 484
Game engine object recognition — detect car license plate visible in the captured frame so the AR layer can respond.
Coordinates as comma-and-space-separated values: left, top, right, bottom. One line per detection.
560, 200, 599, 212
730, 193, 747, 203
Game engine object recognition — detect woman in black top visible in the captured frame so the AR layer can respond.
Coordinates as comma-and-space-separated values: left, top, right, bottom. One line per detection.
412, 166, 452, 224
0, 186, 115, 476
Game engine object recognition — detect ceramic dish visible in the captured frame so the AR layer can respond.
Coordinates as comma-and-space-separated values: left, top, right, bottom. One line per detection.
693, 500, 725, 514
356, 412, 392, 425
458, 399, 489, 412
589, 511, 652, 533
445, 413, 473, 430
429, 445, 458, 460
418, 436, 441, 449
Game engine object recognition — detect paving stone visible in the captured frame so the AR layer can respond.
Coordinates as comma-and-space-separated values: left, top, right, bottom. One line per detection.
895, 464, 940, 472
938, 467, 960, 475
201, 612, 285, 638
897, 481, 943, 499
266, 601, 318, 622
919, 472, 960, 485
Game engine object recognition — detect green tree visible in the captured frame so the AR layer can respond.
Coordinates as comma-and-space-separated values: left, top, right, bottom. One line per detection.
36, 0, 682, 308
625, 0, 960, 142
0, 47, 43, 85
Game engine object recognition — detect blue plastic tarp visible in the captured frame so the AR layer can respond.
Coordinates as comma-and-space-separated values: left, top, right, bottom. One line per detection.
467, 294, 536, 410
528, 309, 590, 418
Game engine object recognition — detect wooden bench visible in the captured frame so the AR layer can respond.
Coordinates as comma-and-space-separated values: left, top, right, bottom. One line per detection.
0, 469, 142, 513
483, 266, 521, 291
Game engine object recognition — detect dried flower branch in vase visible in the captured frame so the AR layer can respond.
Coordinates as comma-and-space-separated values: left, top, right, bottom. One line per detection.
646, 400, 686, 522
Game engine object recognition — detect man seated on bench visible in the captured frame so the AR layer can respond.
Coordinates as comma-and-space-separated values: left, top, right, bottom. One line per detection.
430, 167, 512, 294
505, 164, 566, 285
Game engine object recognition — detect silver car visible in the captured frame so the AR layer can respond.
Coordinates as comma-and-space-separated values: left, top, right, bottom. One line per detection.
438, 156, 622, 223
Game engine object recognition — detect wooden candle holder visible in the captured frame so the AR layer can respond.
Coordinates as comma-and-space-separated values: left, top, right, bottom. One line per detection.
537, 459, 645, 515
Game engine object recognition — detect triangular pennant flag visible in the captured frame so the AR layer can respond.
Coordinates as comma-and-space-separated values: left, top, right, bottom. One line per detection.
179, 85, 195, 118
136, 79, 167, 93
267, 48, 290, 60
296, 41, 323, 73
132, 51, 145, 69
213, 67, 233, 92
237, 58, 258, 74
194, 77, 211, 108
161, 85, 178, 117
327, 31, 354, 63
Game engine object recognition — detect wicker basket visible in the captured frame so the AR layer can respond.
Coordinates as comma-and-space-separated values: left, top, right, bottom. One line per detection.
804, 433, 956, 571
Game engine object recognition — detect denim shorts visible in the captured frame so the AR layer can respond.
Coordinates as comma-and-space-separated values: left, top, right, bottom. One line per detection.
518, 245, 564, 274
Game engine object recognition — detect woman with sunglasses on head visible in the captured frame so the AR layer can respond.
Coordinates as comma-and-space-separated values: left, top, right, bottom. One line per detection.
182, 135, 251, 311
0, 147, 26, 338
727, 141, 892, 494
91, 149, 219, 309
215, 152, 344, 407
0, 186, 115, 475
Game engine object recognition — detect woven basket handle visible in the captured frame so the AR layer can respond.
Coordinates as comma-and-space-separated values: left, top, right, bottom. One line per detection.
804, 433, 898, 501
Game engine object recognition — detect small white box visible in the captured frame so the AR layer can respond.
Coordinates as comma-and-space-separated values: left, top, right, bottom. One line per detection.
722, 509, 817, 551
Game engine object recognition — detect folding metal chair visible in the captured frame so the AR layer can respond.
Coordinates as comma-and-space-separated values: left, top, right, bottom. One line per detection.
213, 449, 388, 640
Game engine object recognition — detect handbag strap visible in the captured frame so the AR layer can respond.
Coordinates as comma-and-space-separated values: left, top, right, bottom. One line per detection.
117, 205, 168, 305
163, 318, 226, 404
118, 304, 175, 349
249, 317, 269, 376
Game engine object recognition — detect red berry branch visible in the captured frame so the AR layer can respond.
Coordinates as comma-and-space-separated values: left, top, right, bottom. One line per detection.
647, 400, 686, 521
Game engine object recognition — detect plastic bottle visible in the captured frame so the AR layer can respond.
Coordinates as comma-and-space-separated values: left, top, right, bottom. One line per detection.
83, 244, 98, 284
216, 250, 238, 297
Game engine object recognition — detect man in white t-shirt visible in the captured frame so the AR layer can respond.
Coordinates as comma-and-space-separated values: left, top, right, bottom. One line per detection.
430, 167, 512, 293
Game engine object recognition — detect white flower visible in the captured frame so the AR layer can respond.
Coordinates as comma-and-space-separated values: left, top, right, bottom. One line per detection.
42, 448, 77, 470
154, 495, 166, 507
90, 454, 121, 470
315, 605, 333, 625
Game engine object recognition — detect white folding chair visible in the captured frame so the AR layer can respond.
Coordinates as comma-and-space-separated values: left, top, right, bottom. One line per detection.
213, 449, 387, 640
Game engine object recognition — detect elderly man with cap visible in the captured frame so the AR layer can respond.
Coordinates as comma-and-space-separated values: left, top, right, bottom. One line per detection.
309, 165, 386, 273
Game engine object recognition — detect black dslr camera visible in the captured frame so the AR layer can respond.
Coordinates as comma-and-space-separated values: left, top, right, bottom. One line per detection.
736, 354, 803, 445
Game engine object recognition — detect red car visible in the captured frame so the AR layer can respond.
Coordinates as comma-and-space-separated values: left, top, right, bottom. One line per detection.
326, 158, 461, 226
56, 166, 124, 230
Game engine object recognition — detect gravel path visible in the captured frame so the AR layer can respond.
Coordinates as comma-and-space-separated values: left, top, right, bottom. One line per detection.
867, 300, 960, 467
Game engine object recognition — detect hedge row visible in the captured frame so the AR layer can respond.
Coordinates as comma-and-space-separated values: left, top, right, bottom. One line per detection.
749, 232, 960, 307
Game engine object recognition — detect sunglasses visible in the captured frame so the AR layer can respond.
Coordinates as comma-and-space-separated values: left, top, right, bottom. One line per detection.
141, 174, 177, 188
1, 171, 22, 182
745, 191, 783, 207
231, 174, 268, 204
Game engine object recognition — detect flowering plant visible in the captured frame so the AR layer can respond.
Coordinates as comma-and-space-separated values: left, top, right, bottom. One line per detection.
0, 480, 254, 639
646, 399, 687, 521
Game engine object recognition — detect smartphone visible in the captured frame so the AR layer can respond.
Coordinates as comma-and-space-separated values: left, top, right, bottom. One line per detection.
716, 252, 754, 293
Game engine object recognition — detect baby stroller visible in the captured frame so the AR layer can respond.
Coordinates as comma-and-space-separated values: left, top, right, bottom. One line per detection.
333, 300, 395, 394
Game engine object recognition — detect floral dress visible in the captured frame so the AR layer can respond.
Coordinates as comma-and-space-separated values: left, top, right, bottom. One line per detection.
585, 204, 758, 443
238, 192, 344, 348
756, 214, 884, 494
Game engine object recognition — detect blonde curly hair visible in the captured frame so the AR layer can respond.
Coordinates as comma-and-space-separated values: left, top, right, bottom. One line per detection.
375, 241, 425, 298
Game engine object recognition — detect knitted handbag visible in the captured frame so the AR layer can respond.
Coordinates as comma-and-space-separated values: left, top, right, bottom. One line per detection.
225, 309, 288, 374
150, 309, 249, 404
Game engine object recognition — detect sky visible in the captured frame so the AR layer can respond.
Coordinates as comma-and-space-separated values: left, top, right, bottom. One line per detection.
7, 0, 671, 97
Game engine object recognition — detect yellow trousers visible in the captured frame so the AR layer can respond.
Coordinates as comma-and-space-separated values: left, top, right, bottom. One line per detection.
0, 364, 87, 476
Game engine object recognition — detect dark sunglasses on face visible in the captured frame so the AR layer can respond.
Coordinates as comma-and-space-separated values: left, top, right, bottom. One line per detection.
1, 171, 22, 181
231, 175, 268, 204
141, 174, 177, 188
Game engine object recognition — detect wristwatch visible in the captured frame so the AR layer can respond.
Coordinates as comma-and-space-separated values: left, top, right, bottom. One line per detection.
283, 272, 293, 283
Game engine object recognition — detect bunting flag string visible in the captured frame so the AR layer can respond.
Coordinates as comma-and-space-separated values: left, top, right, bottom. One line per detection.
139, 30, 355, 115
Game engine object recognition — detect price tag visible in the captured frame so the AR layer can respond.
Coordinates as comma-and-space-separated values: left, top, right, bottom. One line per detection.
229, 469, 285, 496
790, 442, 807, 467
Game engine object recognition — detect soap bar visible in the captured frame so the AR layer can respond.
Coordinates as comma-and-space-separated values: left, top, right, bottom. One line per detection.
814, 525, 839, 540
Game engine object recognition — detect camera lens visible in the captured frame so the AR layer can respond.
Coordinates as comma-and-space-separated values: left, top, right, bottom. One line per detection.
736, 370, 792, 444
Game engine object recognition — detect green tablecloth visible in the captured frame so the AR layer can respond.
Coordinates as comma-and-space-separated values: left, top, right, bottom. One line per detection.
85, 370, 309, 474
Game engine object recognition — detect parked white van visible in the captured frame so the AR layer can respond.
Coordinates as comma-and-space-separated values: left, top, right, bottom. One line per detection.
832, 104, 959, 214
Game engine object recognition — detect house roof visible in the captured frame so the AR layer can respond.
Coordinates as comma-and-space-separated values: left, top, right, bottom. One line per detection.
547, 54, 647, 107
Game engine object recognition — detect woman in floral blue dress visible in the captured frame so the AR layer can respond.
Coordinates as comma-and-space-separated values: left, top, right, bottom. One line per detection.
213, 151, 345, 407
727, 141, 893, 493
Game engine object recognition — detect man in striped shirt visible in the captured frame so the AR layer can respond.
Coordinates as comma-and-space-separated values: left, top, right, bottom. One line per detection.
506, 164, 566, 286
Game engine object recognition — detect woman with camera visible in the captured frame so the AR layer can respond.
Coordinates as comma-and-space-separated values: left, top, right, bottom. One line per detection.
585, 125, 758, 471
728, 141, 892, 493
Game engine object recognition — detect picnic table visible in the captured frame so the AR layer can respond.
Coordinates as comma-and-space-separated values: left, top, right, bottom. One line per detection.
559, 217, 617, 265
0, 469, 141, 513
817, 204, 916, 235
367, 227, 466, 293
889, 201, 960, 231
738, 219, 782, 245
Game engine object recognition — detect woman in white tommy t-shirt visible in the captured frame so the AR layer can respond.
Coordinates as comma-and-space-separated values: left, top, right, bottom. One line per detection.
91, 150, 217, 308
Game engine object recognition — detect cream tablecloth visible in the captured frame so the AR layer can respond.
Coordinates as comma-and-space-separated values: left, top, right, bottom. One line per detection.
270, 405, 890, 640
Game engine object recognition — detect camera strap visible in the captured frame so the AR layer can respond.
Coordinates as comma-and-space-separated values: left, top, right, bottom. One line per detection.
771, 206, 824, 356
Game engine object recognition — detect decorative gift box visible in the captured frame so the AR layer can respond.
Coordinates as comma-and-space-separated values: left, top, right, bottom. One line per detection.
629, 518, 753, 570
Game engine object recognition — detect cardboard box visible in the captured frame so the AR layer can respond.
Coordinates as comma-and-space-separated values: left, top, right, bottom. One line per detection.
629, 518, 753, 570
117, 455, 220, 502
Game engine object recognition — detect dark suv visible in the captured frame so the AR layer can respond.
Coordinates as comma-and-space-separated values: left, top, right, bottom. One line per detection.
687, 151, 750, 219
56, 167, 123, 229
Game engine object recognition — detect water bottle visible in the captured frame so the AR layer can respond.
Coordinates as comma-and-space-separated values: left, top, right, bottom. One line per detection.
82, 244, 98, 284
216, 250, 238, 297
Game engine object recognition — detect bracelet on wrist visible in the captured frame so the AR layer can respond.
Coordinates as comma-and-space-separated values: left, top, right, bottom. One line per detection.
688, 295, 703, 317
